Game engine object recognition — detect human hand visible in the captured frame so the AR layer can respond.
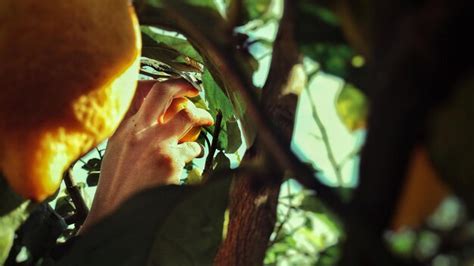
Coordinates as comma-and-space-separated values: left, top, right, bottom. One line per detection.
80, 79, 214, 232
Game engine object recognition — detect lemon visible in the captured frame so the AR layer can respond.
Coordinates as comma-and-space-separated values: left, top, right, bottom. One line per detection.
0, 0, 141, 201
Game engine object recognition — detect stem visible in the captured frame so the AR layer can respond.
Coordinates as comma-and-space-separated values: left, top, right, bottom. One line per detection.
268, 183, 292, 248
203, 111, 223, 179
63, 169, 89, 227
338, 147, 360, 170
305, 87, 344, 187
95, 147, 103, 160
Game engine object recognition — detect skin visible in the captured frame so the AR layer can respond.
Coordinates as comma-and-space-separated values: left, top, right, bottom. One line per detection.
80, 79, 214, 232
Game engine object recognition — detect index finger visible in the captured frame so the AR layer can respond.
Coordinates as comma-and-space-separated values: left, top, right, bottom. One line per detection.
135, 78, 199, 127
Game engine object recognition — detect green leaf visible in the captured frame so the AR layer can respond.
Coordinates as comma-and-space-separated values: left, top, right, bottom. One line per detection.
301, 43, 354, 78
335, 83, 368, 132
81, 158, 101, 172
142, 0, 253, 143
243, 0, 272, 21
141, 26, 203, 64
0, 201, 30, 265
0, 176, 30, 265
299, 194, 326, 214
227, 0, 272, 26
184, 167, 203, 185
225, 118, 242, 153
86, 172, 100, 187
295, 0, 367, 86
213, 152, 231, 172
57, 177, 231, 266
315, 244, 341, 266
203, 69, 234, 121
295, 1, 343, 45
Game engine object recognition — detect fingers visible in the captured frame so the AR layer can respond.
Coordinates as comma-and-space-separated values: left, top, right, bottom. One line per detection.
135, 79, 199, 127
176, 142, 204, 163
160, 104, 214, 141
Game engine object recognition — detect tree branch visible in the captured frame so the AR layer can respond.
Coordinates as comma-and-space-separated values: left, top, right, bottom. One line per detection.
268, 183, 293, 248
306, 88, 344, 186
63, 169, 89, 227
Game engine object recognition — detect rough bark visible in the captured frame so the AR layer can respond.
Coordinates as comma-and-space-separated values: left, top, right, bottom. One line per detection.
214, 1, 301, 265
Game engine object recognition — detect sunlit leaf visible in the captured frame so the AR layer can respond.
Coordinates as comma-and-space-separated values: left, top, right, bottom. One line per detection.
185, 167, 203, 185
244, 0, 272, 21
141, 26, 203, 64
335, 83, 368, 132
0, 201, 29, 265
202, 69, 234, 121
315, 244, 341, 266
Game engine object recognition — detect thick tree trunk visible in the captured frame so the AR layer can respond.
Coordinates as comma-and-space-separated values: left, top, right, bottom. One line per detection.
214, 147, 281, 265
214, 1, 300, 265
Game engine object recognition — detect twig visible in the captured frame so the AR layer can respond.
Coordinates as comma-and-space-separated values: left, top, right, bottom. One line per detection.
95, 147, 103, 160
268, 183, 293, 248
256, 51, 272, 61
338, 147, 360, 170
306, 69, 320, 82
277, 201, 300, 211
203, 111, 223, 179
309, 132, 323, 140
305, 87, 344, 187
63, 169, 89, 227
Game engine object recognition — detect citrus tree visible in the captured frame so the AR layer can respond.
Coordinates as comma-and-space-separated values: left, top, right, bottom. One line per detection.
1, 0, 474, 266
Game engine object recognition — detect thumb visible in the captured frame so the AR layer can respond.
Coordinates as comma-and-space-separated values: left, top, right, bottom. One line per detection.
176, 142, 204, 163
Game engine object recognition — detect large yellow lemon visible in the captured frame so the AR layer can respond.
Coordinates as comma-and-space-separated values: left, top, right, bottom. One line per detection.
0, 0, 141, 201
